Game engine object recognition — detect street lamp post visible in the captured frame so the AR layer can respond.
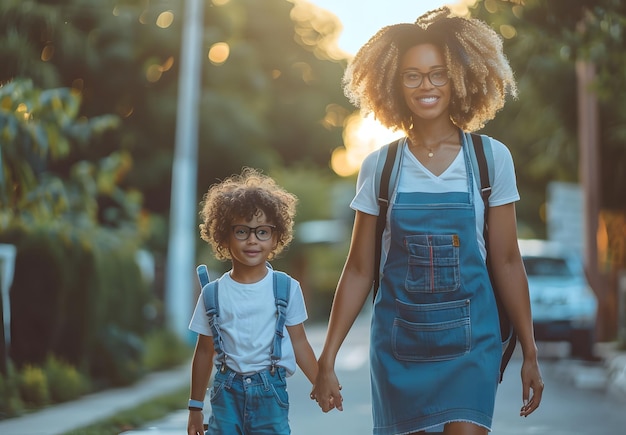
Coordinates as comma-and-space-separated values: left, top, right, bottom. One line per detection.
165, 0, 204, 343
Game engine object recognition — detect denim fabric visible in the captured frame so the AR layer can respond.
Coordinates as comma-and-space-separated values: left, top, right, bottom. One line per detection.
370, 138, 501, 434
206, 366, 290, 435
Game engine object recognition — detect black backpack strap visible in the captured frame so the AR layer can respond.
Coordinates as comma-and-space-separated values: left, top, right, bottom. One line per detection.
373, 139, 401, 302
470, 133, 517, 383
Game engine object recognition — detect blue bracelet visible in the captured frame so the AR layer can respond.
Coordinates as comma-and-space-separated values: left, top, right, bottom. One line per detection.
188, 399, 204, 410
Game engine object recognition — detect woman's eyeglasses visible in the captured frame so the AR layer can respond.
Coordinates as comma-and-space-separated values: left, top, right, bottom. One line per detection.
401, 69, 449, 88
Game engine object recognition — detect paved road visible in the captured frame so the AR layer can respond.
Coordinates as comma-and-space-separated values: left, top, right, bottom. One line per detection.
122, 317, 626, 435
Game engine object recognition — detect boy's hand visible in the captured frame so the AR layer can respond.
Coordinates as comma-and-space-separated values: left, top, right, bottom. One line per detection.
187, 410, 204, 435
311, 369, 343, 412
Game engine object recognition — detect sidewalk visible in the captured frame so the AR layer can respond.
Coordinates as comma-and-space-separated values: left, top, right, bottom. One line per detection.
0, 363, 191, 435
1, 336, 625, 435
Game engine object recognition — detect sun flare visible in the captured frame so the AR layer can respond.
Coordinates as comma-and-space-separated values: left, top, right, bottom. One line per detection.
331, 113, 404, 177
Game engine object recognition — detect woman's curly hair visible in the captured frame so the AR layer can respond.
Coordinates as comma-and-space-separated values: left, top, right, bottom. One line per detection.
343, 7, 517, 132
199, 168, 298, 261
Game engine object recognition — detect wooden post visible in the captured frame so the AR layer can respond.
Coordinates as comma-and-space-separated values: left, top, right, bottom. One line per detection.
576, 60, 608, 339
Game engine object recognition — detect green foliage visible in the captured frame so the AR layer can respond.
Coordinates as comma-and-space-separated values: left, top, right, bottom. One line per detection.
0, 362, 24, 418
1, 0, 351, 219
0, 74, 155, 388
44, 356, 90, 403
1, 220, 153, 387
18, 365, 49, 406
0, 78, 120, 208
141, 328, 192, 371
90, 326, 145, 387
471, 0, 626, 234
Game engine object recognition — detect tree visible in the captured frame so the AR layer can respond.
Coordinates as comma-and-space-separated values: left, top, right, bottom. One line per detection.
470, 0, 626, 339
0, 0, 352, 223
471, 0, 625, 221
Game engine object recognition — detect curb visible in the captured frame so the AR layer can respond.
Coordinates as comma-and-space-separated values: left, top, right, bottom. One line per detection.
601, 343, 626, 401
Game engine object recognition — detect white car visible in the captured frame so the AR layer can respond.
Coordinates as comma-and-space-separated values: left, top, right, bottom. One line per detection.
518, 239, 598, 359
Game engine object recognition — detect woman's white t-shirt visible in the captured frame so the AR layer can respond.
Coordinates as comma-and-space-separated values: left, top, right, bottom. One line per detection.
188, 268, 308, 376
350, 136, 520, 262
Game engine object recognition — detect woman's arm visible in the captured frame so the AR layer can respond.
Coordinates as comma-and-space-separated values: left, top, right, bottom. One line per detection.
287, 323, 318, 384
312, 211, 378, 412
487, 203, 544, 416
187, 334, 214, 435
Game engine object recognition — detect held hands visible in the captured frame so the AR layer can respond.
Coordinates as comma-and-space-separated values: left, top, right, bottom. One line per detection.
519, 357, 544, 417
310, 368, 343, 413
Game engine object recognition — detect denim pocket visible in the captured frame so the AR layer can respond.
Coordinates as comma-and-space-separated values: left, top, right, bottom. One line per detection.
209, 378, 225, 402
268, 382, 289, 409
405, 234, 460, 293
392, 299, 470, 362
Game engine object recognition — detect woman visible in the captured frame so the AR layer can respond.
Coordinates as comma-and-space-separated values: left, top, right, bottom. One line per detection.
311, 8, 544, 435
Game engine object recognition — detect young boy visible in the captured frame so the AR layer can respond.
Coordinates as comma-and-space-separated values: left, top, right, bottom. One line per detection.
186, 168, 318, 435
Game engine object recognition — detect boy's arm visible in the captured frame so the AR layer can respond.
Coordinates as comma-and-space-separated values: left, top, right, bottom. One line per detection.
287, 323, 318, 384
187, 334, 214, 435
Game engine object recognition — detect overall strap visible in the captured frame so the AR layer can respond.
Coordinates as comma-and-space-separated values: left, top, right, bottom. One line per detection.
196, 265, 227, 370
270, 271, 291, 374
468, 134, 517, 383
196, 264, 210, 288
373, 138, 403, 301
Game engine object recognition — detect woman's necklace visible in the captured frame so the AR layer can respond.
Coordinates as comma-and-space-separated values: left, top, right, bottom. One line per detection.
411, 129, 457, 158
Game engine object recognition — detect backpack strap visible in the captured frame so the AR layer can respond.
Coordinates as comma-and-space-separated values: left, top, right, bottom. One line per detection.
197, 275, 228, 371
270, 271, 291, 374
196, 264, 210, 287
373, 138, 403, 302
467, 132, 494, 207
469, 134, 517, 383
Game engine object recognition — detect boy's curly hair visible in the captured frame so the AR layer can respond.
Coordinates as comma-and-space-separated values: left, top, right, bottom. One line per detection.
199, 168, 298, 261
343, 7, 517, 132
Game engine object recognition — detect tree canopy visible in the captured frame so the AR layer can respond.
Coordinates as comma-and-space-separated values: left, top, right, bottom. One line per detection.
1, 0, 352, 223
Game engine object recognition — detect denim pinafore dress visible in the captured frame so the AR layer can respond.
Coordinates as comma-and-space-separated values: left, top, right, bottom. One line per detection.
370, 137, 501, 434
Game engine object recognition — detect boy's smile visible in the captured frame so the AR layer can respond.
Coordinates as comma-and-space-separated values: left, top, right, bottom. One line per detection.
227, 210, 277, 282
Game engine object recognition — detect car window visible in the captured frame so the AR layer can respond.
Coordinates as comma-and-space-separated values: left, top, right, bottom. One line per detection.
523, 257, 574, 277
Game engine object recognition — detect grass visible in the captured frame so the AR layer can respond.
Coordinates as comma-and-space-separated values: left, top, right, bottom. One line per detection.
60, 386, 190, 435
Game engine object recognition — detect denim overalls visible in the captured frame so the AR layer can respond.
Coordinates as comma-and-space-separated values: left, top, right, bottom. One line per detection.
370, 137, 501, 434
199, 270, 291, 435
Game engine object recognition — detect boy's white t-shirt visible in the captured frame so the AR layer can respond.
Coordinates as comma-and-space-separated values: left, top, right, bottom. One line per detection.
188, 268, 308, 376
350, 136, 520, 262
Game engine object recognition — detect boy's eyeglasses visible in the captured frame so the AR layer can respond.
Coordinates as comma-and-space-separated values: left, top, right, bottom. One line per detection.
401, 69, 449, 88
231, 225, 276, 241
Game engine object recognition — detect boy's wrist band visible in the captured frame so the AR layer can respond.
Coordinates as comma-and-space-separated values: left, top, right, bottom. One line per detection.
188, 399, 204, 410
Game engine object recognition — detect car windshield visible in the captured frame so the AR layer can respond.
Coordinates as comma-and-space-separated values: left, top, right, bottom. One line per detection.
523, 257, 574, 278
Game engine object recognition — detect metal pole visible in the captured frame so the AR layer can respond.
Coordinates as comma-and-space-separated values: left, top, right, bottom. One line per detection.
0, 244, 16, 374
165, 0, 204, 343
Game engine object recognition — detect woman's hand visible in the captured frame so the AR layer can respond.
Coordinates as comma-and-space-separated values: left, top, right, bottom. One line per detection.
311, 365, 343, 413
519, 357, 544, 417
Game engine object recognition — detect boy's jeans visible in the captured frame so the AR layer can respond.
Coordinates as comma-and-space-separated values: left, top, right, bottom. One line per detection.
207, 366, 290, 434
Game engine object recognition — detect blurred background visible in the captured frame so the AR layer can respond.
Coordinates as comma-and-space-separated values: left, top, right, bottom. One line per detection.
0, 0, 625, 420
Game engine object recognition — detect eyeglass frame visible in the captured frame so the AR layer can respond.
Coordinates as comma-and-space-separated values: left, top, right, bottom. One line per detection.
231, 224, 276, 241
400, 68, 449, 88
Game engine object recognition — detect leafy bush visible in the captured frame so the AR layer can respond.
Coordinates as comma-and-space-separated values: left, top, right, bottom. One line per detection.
19, 365, 49, 406
44, 356, 90, 403
0, 363, 24, 418
90, 326, 145, 387
142, 328, 192, 371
